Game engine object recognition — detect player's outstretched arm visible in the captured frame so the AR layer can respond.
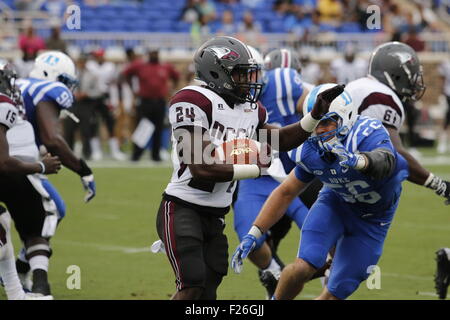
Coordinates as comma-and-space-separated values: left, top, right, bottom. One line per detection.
387, 126, 450, 205
261, 85, 345, 151
37, 101, 96, 202
253, 170, 307, 232
231, 171, 307, 273
36, 101, 86, 174
0, 125, 61, 175
178, 126, 266, 182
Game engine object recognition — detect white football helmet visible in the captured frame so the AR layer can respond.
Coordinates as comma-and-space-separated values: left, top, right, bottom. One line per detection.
29, 51, 78, 90
303, 83, 357, 145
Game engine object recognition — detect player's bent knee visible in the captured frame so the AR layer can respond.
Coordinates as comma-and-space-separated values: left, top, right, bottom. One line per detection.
299, 244, 328, 272
294, 258, 317, 277
328, 279, 360, 300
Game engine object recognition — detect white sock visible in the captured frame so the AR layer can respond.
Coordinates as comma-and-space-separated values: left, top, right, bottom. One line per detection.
90, 137, 102, 155
262, 258, 281, 275
109, 137, 121, 153
0, 212, 26, 300
0, 257, 26, 300
29, 255, 49, 272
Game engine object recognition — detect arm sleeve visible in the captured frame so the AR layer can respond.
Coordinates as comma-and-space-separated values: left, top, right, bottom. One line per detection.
289, 145, 315, 183
169, 89, 212, 131
360, 104, 404, 130
0, 102, 18, 129
360, 148, 396, 180
294, 165, 315, 183
36, 83, 74, 109
357, 122, 397, 180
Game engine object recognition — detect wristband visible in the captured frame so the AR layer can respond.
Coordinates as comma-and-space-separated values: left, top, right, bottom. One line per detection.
300, 113, 320, 133
79, 158, 92, 177
424, 173, 435, 188
248, 225, 263, 239
354, 154, 368, 170
424, 173, 442, 190
38, 161, 45, 174
232, 164, 260, 181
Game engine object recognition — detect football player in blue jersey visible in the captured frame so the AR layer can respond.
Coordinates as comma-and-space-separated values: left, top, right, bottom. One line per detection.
14, 51, 96, 296
233, 47, 317, 298
232, 83, 410, 300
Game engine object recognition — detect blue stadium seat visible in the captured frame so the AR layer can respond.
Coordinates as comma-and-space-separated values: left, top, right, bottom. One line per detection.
150, 20, 173, 32
81, 8, 97, 20
97, 7, 118, 19
126, 20, 150, 32
269, 19, 286, 33
339, 22, 362, 33
175, 21, 192, 33
121, 8, 141, 19
319, 23, 336, 32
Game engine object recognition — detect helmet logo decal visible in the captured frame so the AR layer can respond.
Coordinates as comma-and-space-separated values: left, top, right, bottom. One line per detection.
389, 52, 414, 65
208, 47, 240, 62
43, 54, 60, 66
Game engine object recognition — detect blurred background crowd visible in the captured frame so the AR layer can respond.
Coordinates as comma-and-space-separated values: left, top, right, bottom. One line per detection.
0, 0, 450, 161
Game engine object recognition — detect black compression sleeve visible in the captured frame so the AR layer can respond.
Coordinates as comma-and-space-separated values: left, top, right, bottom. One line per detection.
360, 148, 396, 180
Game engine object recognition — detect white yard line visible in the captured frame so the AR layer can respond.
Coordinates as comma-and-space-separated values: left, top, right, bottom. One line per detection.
383, 272, 431, 281
57, 239, 151, 254
416, 291, 438, 297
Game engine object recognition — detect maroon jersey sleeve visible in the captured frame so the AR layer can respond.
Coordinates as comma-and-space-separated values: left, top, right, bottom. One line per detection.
169, 89, 213, 130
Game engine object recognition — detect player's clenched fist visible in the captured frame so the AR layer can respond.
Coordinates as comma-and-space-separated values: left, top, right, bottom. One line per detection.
41, 153, 62, 174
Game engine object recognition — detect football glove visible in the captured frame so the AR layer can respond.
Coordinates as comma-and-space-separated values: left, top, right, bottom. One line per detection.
311, 84, 345, 120
425, 175, 450, 205
79, 159, 96, 203
323, 140, 366, 170
81, 174, 96, 203
231, 234, 257, 274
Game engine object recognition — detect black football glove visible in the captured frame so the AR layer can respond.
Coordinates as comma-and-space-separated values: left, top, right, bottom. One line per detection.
311, 84, 345, 120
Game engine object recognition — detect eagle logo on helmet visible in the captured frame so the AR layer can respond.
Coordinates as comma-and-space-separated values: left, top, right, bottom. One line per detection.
389, 52, 415, 65
208, 47, 240, 62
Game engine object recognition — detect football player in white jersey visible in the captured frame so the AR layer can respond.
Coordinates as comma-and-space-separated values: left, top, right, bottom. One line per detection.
346, 42, 449, 204
346, 42, 450, 299
0, 61, 61, 299
156, 36, 344, 300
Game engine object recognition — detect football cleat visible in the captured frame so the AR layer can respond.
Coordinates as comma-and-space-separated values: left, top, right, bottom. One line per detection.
434, 248, 450, 299
258, 269, 280, 300
31, 269, 51, 297
24, 292, 54, 300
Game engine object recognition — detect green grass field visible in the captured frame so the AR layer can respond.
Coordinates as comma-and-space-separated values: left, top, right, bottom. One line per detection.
1, 162, 449, 300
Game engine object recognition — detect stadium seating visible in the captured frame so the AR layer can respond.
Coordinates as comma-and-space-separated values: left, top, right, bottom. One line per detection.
2, 0, 398, 49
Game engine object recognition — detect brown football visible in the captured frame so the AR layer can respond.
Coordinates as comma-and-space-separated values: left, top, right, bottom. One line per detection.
214, 138, 269, 165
